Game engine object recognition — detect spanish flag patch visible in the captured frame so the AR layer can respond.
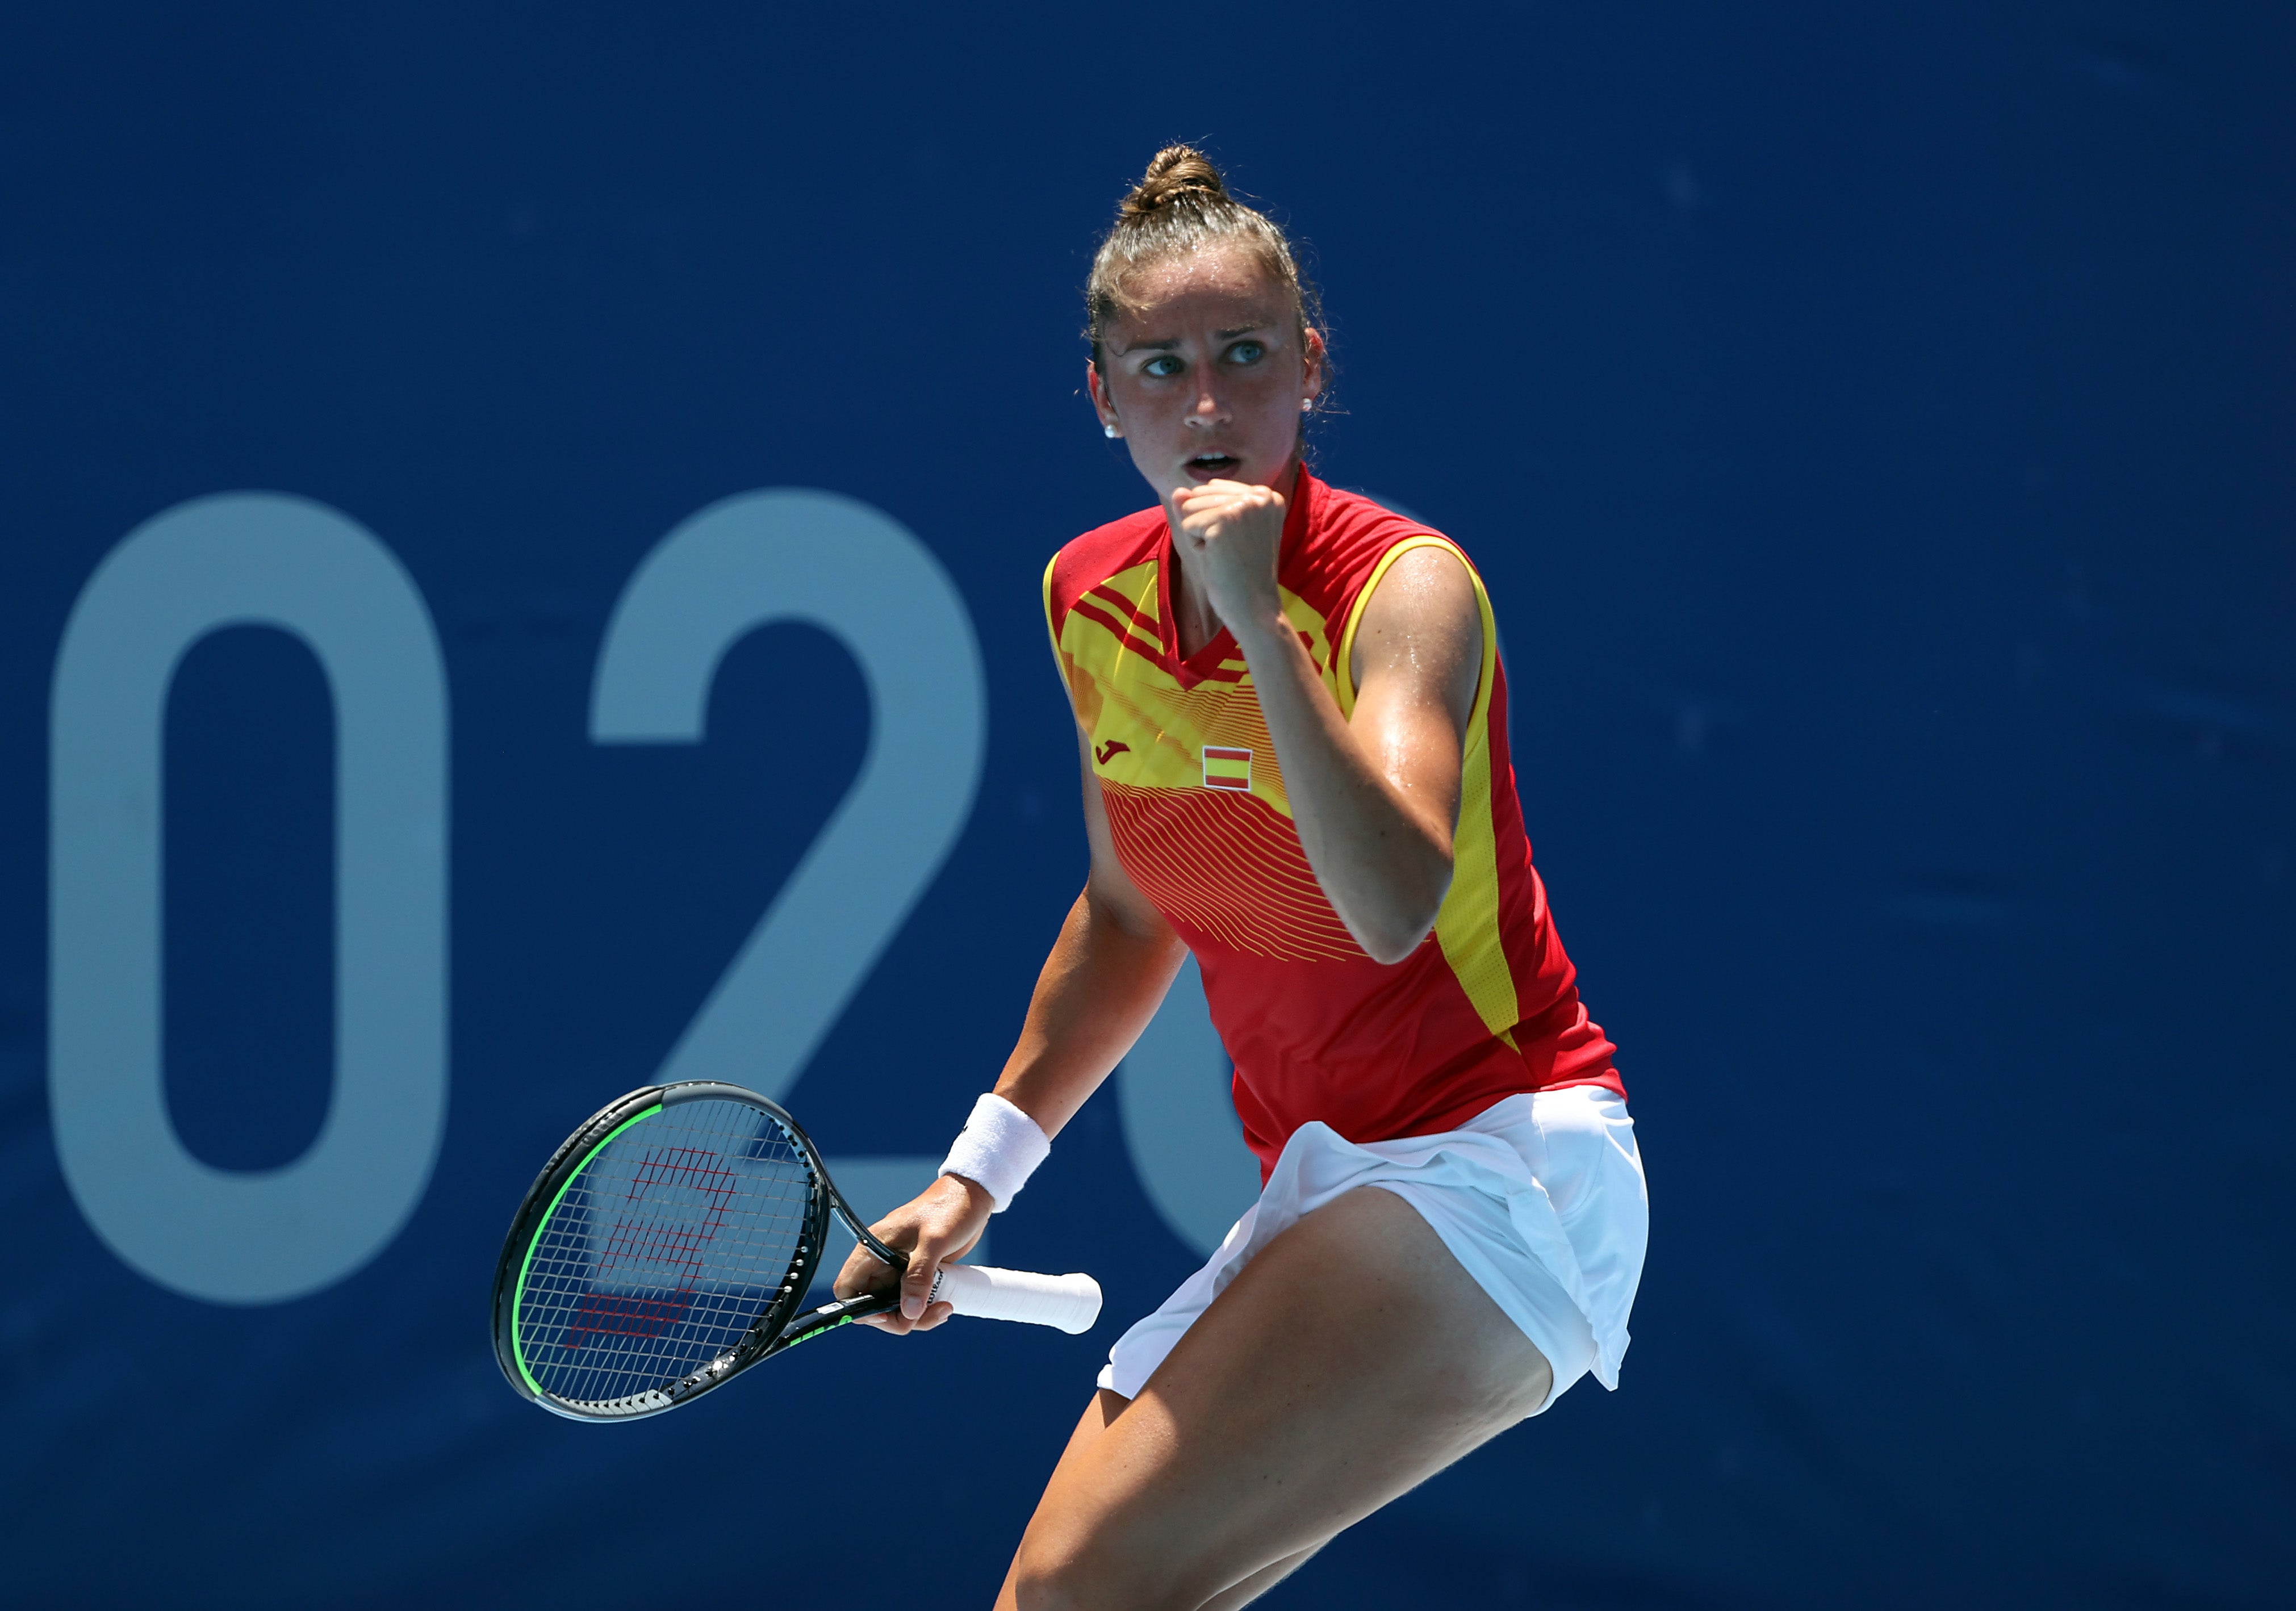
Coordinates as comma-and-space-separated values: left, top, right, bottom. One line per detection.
1202, 746, 1253, 791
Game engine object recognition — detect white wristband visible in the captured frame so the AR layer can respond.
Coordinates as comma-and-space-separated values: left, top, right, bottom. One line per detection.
938, 1093, 1051, 1212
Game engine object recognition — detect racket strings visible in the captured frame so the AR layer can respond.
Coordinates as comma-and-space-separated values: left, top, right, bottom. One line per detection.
516, 1100, 817, 1407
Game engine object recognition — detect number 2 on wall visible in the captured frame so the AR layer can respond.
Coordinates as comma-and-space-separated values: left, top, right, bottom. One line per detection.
589, 489, 986, 1261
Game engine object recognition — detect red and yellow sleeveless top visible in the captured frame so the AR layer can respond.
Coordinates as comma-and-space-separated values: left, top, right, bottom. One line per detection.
1045, 469, 1623, 1177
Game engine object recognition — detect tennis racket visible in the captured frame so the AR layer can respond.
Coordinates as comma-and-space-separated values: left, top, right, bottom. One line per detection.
491, 1079, 1101, 1422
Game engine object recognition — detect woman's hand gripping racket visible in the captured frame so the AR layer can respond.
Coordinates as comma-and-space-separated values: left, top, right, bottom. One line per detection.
491, 1081, 1101, 1422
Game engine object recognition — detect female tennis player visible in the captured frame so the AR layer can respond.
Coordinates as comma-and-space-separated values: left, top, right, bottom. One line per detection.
836, 146, 1649, 1609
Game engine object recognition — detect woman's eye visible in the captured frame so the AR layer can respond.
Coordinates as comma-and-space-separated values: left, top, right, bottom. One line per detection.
1143, 355, 1182, 378
1226, 341, 1266, 365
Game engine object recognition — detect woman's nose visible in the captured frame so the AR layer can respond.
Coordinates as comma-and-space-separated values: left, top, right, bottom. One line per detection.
1185, 386, 1229, 428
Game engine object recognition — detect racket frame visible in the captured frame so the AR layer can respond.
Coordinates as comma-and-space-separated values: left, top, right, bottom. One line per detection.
489, 1079, 910, 1422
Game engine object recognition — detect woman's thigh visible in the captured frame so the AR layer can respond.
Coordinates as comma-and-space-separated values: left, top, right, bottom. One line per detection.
997, 1186, 1554, 1611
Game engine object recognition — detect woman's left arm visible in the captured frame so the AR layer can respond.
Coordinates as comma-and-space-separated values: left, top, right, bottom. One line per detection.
1173, 480, 1484, 963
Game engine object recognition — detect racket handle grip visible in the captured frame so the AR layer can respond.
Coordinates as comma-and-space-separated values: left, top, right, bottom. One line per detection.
930, 1265, 1102, 1334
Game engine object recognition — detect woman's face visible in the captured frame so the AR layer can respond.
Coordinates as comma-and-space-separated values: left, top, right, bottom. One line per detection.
1089, 244, 1325, 509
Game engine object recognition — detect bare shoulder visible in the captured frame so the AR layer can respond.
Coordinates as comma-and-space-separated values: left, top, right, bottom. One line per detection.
1361, 545, 1478, 635
1349, 545, 1483, 724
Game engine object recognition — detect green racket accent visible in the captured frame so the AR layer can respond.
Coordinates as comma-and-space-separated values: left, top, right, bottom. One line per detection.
509, 1103, 662, 1396
780, 1313, 855, 1350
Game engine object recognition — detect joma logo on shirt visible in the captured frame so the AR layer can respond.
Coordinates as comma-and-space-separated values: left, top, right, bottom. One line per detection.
1095, 739, 1130, 766
1202, 747, 1252, 790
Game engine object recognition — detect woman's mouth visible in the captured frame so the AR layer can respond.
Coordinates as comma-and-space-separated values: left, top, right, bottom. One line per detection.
1184, 453, 1240, 480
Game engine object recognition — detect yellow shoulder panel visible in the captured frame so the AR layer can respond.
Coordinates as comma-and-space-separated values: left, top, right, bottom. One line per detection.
1335, 535, 1519, 1036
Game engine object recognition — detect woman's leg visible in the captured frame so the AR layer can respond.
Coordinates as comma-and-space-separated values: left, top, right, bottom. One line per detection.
994, 1186, 1554, 1611
994, 1391, 1129, 1608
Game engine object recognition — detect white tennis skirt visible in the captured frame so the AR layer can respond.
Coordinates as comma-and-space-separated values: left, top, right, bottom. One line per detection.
1099, 1086, 1649, 1413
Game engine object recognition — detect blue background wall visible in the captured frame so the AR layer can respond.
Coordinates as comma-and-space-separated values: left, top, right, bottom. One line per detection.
3, 3, 2291, 1605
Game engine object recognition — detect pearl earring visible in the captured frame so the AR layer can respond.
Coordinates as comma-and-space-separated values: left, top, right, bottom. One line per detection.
1300, 398, 1315, 413
1104, 423, 1121, 439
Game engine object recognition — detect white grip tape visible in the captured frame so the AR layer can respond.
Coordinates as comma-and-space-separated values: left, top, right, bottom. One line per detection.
929, 1264, 1102, 1334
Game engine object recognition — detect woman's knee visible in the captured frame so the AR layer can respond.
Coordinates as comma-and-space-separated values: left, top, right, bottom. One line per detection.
1009, 1533, 1195, 1611
1007, 1558, 1080, 1611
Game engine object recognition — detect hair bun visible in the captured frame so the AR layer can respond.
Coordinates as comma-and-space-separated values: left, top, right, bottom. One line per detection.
1121, 145, 1229, 220
1086, 144, 1323, 400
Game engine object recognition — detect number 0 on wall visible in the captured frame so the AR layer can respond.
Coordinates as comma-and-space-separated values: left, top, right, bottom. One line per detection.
49, 494, 450, 1304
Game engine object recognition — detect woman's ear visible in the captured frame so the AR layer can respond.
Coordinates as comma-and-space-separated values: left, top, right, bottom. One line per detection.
1302, 328, 1328, 408
1088, 362, 1122, 437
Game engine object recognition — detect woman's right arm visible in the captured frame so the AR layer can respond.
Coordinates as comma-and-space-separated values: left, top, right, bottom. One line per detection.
834, 719, 1187, 1332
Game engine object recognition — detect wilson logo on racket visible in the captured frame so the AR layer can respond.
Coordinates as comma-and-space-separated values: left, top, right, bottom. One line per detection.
563, 1146, 739, 1348
1201, 746, 1252, 791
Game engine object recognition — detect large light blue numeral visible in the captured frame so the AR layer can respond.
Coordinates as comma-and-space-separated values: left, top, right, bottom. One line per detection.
49, 494, 449, 1304
1118, 956, 1262, 1258
590, 489, 985, 1270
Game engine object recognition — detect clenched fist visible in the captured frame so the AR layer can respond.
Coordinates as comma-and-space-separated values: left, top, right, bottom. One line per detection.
1170, 479, 1287, 643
